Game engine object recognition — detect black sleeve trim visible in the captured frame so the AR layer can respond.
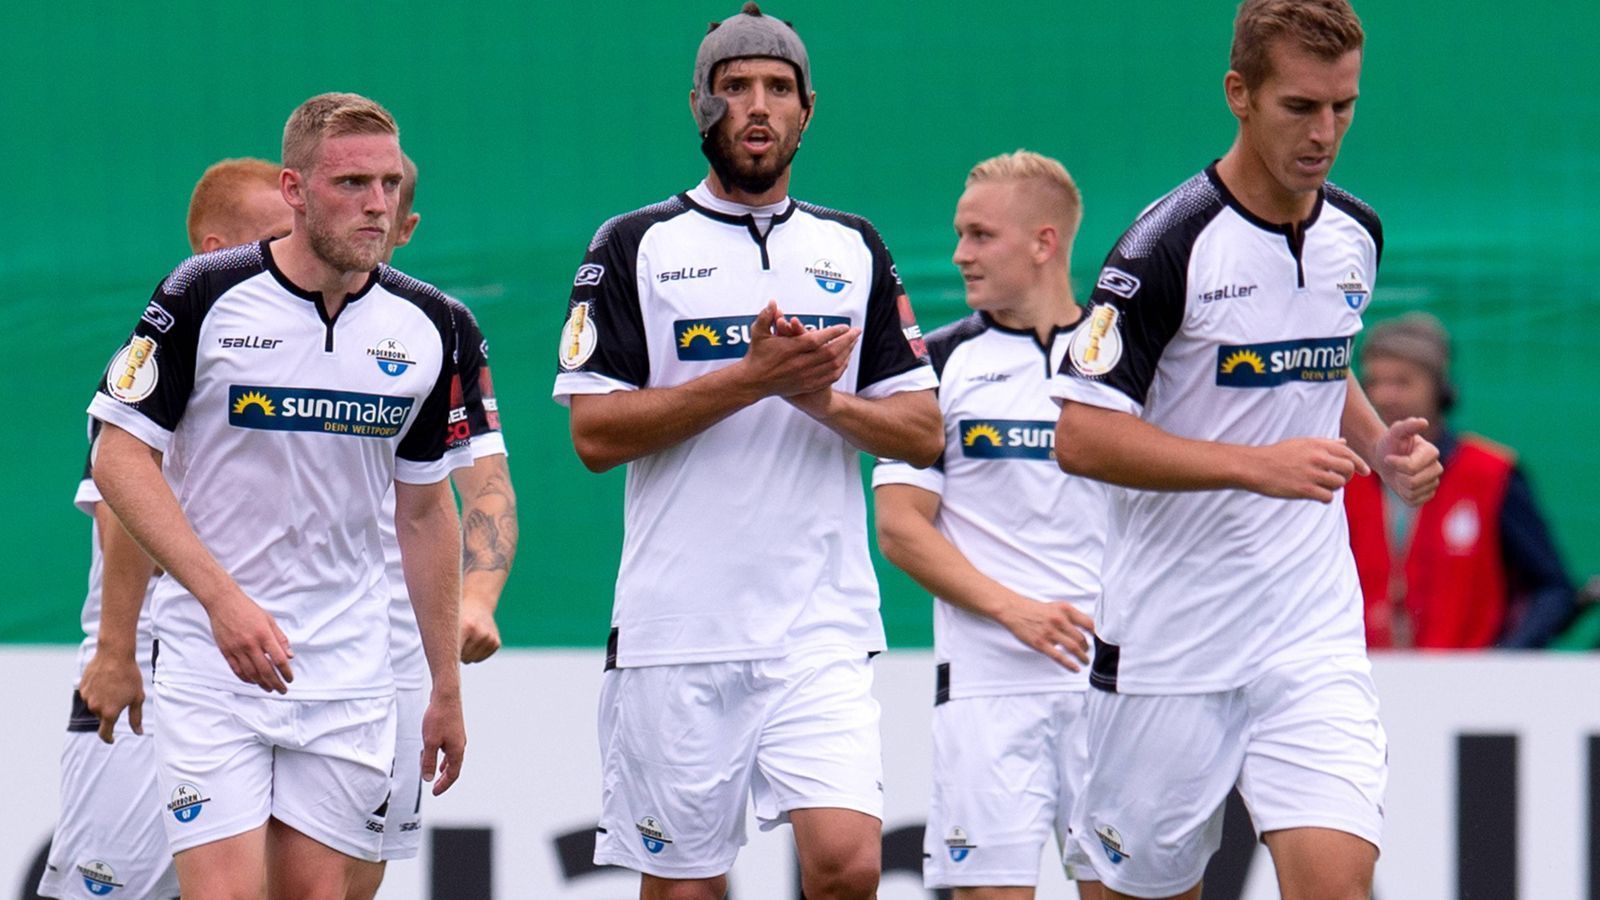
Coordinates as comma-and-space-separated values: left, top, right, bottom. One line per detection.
923, 313, 989, 380
380, 268, 471, 463
444, 297, 502, 437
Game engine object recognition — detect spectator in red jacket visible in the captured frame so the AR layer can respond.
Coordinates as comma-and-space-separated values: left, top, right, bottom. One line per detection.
1346, 313, 1575, 648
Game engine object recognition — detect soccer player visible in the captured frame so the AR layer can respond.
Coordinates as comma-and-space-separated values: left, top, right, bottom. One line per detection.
348, 153, 519, 900
553, 4, 941, 898
874, 150, 1105, 900
89, 93, 473, 899
37, 159, 292, 900
1050, 2, 1442, 897
187, 157, 296, 253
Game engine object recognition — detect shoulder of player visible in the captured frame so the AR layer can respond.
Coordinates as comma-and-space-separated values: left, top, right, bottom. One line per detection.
1322, 181, 1383, 255
375, 265, 467, 338
158, 241, 267, 299
589, 194, 695, 253
923, 312, 990, 377
790, 199, 889, 247
1110, 170, 1228, 263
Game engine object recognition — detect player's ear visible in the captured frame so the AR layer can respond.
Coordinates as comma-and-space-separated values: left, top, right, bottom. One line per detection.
280, 168, 307, 213
1034, 224, 1059, 265
393, 213, 421, 251
200, 234, 225, 253
1224, 69, 1251, 119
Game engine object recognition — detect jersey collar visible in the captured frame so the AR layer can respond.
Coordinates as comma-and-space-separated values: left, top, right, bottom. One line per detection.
261, 239, 381, 308
1204, 162, 1325, 238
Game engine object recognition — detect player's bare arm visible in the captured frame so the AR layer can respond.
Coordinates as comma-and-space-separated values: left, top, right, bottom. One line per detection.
394, 477, 467, 795
454, 453, 516, 663
875, 483, 1091, 670
1340, 372, 1442, 506
569, 301, 857, 472
92, 424, 294, 693
77, 501, 158, 742
1057, 399, 1370, 503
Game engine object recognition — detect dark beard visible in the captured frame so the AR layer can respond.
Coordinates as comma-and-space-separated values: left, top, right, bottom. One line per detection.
700, 123, 801, 197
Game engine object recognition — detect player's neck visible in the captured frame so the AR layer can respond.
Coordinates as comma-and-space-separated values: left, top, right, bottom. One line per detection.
988, 278, 1081, 344
1216, 142, 1319, 225
270, 232, 374, 317
704, 166, 792, 208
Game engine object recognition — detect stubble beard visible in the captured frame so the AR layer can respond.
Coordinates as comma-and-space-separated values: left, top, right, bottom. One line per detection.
305, 199, 386, 274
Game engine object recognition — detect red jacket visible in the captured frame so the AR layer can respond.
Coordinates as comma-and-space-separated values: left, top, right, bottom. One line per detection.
1345, 435, 1516, 648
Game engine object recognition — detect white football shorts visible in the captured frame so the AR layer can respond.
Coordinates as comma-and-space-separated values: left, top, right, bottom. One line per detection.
1071, 654, 1386, 898
924, 690, 1097, 889
594, 648, 884, 879
154, 681, 396, 862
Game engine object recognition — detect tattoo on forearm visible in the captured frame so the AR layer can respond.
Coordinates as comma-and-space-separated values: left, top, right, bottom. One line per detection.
462, 473, 518, 576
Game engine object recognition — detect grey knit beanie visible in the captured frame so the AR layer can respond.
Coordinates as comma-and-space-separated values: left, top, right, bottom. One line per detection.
692, 2, 812, 135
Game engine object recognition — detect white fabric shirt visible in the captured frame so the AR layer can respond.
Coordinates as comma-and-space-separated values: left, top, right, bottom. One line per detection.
553, 182, 937, 667
1051, 166, 1381, 693
88, 241, 475, 699
875, 312, 1105, 700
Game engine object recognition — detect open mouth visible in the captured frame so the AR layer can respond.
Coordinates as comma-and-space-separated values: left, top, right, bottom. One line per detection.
742, 127, 774, 153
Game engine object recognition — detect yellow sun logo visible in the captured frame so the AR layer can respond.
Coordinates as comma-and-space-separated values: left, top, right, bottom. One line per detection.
962, 424, 1003, 447
678, 323, 720, 348
1220, 350, 1266, 374
232, 391, 275, 415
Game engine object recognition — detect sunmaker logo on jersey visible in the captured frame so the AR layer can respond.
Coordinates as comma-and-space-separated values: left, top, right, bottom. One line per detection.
228, 385, 414, 437
1216, 336, 1352, 387
674, 314, 850, 360
959, 419, 1056, 459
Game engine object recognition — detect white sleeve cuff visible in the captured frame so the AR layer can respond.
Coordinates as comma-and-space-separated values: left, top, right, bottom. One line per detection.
88, 394, 174, 455
1048, 375, 1143, 416
871, 458, 945, 495
396, 443, 476, 485
552, 372, 638, 408
858, 364, 938, 400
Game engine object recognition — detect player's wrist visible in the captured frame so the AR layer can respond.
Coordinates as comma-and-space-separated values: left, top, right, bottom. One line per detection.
90, 636, 140, 662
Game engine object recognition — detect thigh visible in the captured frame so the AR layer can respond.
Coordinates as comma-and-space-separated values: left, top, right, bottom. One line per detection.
1071, 689, 1244, 899
924, 693, 1060, 890
268, 816, 361, 900
154, 682, 274, 857
173, 823, 268, 900
40, 731, 180, 899
271, 695, 396, 864
378, 685, 428, 862
752, 651, 883, 828
1240, 656, 1386, 865
1261, 827, 1377, 900
594, 663, 764, 880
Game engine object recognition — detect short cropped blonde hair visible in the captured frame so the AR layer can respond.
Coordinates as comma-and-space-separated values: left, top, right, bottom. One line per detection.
282, 92, 399, 173
186, 157, 282, 253
1231, 0, 1364, 88
966, 149, 1083, 237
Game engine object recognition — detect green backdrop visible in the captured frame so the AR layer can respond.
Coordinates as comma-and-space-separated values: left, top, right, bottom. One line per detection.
5, 1, 1595, 647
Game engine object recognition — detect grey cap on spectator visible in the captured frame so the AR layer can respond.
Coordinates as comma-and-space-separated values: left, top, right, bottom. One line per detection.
692, 2, 811, 135
1362, 312, 1457, 410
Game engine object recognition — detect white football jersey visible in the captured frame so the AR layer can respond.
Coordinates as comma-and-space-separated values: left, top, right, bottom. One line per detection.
875, 312, 1105, 700
553, 182, 937, 667
1051, 166, 1381, 693
89, 241, 475, 699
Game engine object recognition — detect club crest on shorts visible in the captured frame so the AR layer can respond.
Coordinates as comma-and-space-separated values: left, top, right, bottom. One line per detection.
76, 860, 124, 895
167, 782, 210, 823
945, 825, 977, 862
637, 816, 673, 854
1095, 824, 1131, 865
559, 302, 597, 370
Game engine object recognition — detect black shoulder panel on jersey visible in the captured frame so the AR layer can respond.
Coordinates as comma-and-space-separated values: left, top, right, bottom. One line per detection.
159, 242, 266, 298
924, 313, 989, 380
1323, 181, 1384, 268
589, 196, 692, 252
443, 295, 503, 439
793, 201, 931, 391
1113, 171, 1224, 261
379, 266, 470, 465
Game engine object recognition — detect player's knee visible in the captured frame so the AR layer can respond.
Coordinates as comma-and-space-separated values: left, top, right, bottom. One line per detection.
641, 875, 728, 900
798, 848, 880, 900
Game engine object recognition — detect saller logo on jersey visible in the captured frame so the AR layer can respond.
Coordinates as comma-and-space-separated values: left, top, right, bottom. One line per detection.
959, 419, 1056, 460
228, 385, 414, 437
1216, 336, 1352, 387
675, 314, 849, 360
1068, 305, 1122, 377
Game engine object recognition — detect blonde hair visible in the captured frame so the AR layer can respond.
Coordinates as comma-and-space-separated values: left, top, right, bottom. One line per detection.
186, 157, 282, 253
281, 92, 399, 173
966, 149, 1083, 237
1231, 0, 1365, 88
